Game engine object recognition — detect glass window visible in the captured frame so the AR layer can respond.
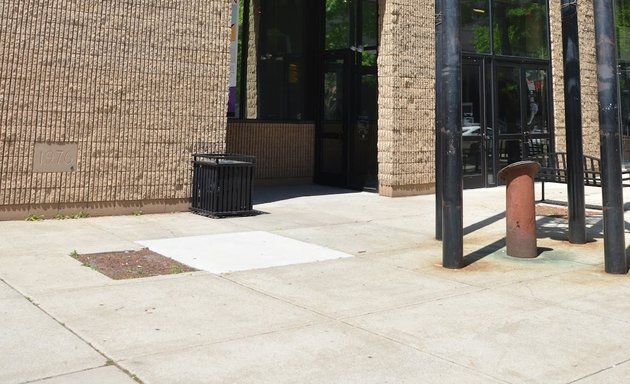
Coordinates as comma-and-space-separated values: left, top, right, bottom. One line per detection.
323, 64, 344, 120
616, 0, 630, 133
617, 0, 630, 61
496, 67, 521, 134
499, 139, 522, 167
362, 0, 378, 47
462, 64, 483, 130
524, 68, 548, 133
258, 0, 307, 119
461, 0, 491, 54
230, 0, 378, 120
492, 0, 548, 59
326, 0, 351, 49
360, 73, 377, 119
231, 0, 314, 120
616, 0, 630, 164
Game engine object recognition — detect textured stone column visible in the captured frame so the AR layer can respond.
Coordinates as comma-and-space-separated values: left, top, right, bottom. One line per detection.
377, 0, 437, 197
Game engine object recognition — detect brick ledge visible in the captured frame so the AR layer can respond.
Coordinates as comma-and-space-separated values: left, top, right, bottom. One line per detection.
0, 199, 190, 221
379, 183, 435, 197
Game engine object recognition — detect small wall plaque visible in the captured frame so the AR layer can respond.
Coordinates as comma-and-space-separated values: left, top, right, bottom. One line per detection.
33, 143, 78, 172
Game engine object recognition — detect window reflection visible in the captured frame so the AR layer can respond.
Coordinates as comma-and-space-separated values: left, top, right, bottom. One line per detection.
360, 73, 377, 120
615, 0, 630, 164
258, 0, 307, 119
492, 0, 548, 59
525, 69, 548, 134
231, 0, 378, 120
362, 0, 378, 47
461, 0, 490, 53
617, 0, 630, 62
499, 139, 522, 167
496, 67, 521, 134
326, 0, 351, 49
462, 64, 482, 131
324, 69, 343, 120
461, 0, 549, 58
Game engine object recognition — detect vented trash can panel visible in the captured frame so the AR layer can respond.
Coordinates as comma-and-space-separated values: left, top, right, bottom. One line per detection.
191, 153, 256, 217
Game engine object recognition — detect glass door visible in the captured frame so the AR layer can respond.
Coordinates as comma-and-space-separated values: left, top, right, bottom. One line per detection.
349, 49, 378, 190
495, 64, 552, 174
462, 60, 491, 188
315, 0, 378, 189
316, 51, 350, 186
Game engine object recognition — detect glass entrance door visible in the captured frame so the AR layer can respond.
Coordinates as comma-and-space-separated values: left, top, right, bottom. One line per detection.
495, 64, 552, 174
316, 50, 378, 189
317, 52, 350, 186
349, 50, 378, 189
461, 59, 552, 188
462, 60, 492, 188
315, 0, 378, 190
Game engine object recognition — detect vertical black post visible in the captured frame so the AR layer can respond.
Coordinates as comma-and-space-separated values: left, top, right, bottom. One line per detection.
593, 0, 628, 274
441, 0, 463, 268
435, 0, 443, 240
561, 0, 587, 244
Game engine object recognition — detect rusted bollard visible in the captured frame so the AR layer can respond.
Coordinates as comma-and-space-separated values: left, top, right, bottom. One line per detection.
497, 161, 541, 258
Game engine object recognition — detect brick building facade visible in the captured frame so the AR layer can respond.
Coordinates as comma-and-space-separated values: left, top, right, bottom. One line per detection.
0, 1, 612, 219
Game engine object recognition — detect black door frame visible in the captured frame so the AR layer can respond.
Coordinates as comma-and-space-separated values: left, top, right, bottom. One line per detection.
462, 55, 554, 187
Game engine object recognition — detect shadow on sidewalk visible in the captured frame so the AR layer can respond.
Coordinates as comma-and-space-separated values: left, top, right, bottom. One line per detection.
463, 237, 506, 267
463, 211, 505, 236
253, 184, 360, 204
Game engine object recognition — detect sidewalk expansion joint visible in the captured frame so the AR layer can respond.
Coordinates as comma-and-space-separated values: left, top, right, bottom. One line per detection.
566, 356, 630, 383
218, 274, 340, 321
337, 317, 512, 384
0, 277, 144, 384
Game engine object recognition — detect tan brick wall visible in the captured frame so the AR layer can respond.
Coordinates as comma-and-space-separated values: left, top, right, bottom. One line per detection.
577, 2, 600, 157
0, 0, 231, 219
226, 120, 314, 183
246, 0, 260, 119
549, 1, 566, 153
377, 0, 435, 196
549, 2, 600, 156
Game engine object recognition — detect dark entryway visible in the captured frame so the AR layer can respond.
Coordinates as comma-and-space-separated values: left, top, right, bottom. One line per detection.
314, 0, 379, 191
230, 0, 378, 190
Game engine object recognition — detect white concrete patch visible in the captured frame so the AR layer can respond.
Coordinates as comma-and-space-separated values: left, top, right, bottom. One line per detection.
137, 231, 352, 274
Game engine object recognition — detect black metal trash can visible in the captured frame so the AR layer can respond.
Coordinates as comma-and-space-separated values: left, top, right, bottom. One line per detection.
191, 153, 256, 217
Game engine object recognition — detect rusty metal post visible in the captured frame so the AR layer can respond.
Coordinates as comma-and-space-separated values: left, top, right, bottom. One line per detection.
498, 161, 541, 258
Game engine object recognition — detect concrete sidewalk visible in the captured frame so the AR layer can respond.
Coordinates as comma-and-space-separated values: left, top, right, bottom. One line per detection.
2, 184, 630, 384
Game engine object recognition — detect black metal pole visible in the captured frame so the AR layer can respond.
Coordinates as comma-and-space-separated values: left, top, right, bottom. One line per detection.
435, 0, 443, 240
561, 0, 587, 244
593, 0, 628, 274
441, 0, 463, 268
